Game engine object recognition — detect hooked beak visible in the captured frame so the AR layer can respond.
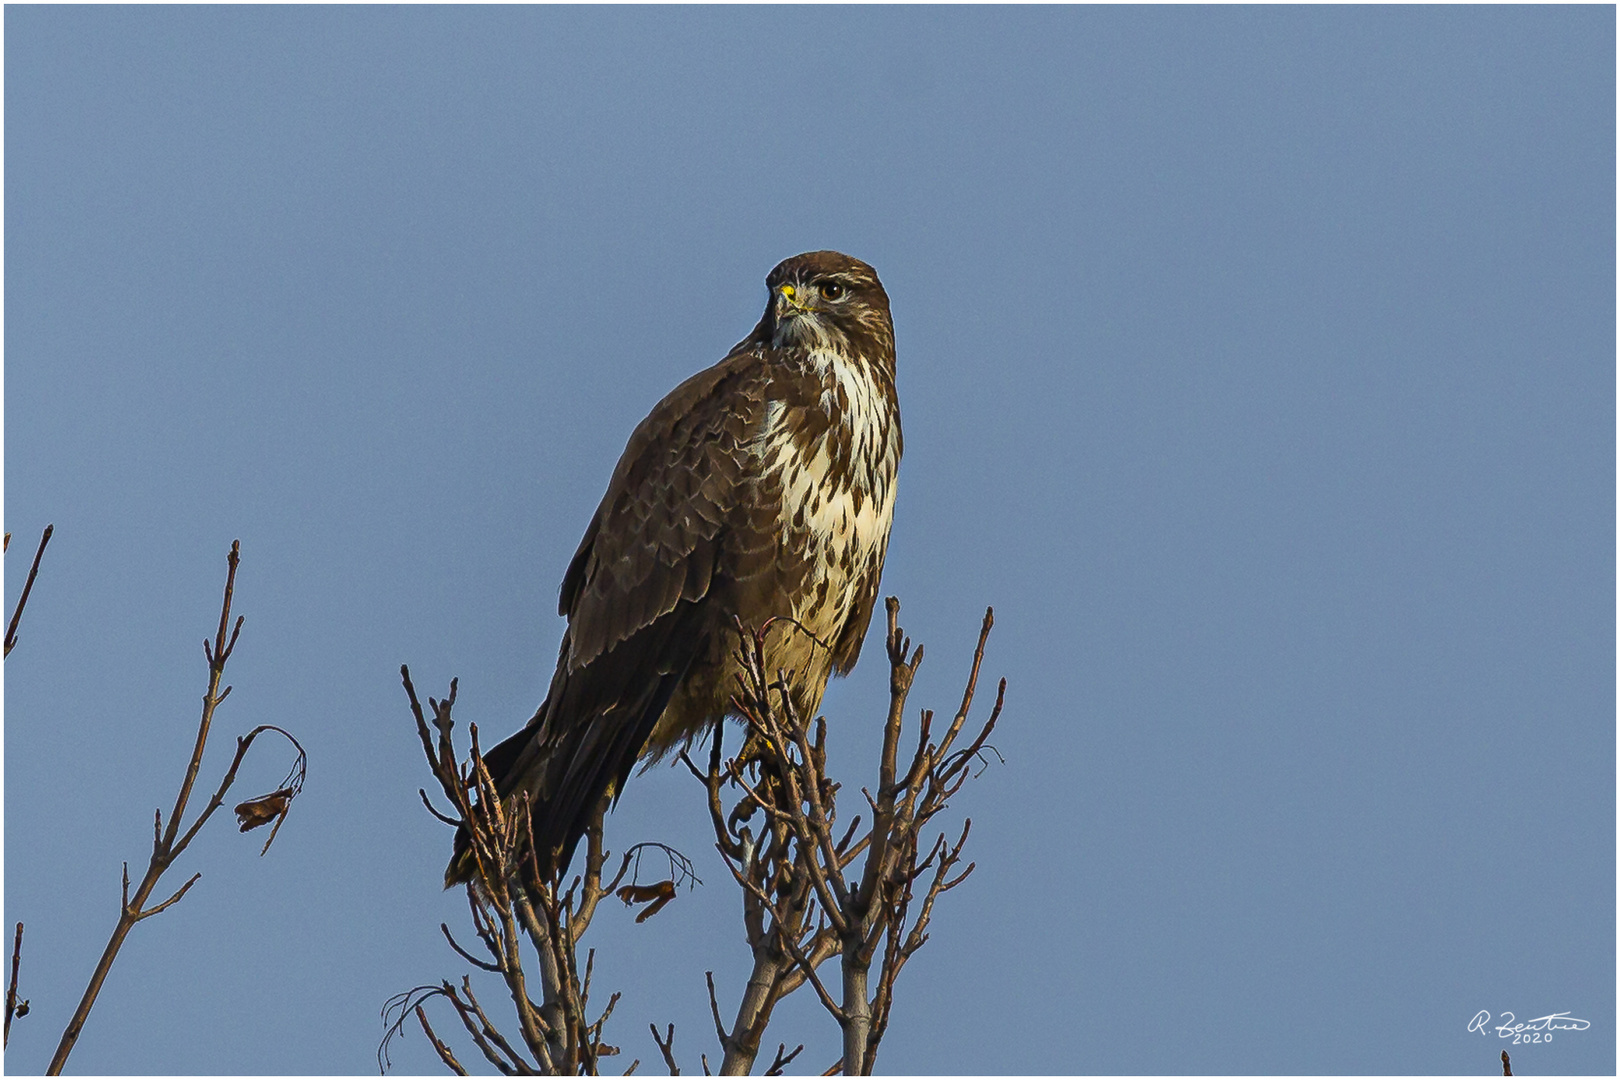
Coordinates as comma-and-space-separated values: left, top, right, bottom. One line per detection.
774, 283, 809, 321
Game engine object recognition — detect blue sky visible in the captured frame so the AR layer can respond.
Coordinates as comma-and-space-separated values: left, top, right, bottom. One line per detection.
4, 6, 1613, 1075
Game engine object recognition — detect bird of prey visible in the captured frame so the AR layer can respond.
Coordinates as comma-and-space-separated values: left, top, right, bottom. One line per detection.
447, 250, 901, 884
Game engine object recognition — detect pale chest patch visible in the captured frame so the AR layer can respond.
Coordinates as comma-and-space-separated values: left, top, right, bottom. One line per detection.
758, 348, 900, 635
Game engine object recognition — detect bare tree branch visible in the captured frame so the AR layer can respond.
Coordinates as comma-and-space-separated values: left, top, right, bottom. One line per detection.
46, 541, 305, 1076
398, 599, 1004, 1076
391, 670, 696, 1076
687, 600, 1003, 1074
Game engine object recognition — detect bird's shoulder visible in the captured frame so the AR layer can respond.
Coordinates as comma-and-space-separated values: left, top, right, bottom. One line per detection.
617, 346, 777, 477
557, 345, 793, 663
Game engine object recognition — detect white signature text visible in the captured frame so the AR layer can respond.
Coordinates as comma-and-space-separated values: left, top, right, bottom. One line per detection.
1469, 1011, 1590, 1044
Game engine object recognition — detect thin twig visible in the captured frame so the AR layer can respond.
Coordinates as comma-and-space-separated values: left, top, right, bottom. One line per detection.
704, 971, 728, 1048
136, 872, 202, 921
4, 923, 25, 1050
764, 1042, 804, 1075
417, 1004, 473, 1075
4, 523, 53, 659
439, 923, 501, 973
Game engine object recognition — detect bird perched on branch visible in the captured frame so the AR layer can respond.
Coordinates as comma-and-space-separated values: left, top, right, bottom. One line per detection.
447, 251, 901, 884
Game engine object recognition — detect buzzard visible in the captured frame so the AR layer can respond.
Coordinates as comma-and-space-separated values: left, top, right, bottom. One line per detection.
448, 251, 901, 883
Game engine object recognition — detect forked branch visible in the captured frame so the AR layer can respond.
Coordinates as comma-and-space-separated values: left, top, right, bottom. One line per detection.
45, 542, 306, 1075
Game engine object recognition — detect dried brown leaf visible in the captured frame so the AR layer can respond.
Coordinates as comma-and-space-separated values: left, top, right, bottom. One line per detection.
233, 787, 293, 831
616, 880, 676, 923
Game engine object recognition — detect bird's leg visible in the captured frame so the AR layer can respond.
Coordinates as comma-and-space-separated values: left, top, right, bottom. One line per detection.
735, 726, 776, 770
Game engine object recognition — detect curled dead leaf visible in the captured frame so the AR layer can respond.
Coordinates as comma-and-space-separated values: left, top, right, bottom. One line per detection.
615, 880, 676, 923
234, 788, 293, 832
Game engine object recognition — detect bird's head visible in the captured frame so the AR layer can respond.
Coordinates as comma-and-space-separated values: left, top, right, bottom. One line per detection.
759, 251, 893, 360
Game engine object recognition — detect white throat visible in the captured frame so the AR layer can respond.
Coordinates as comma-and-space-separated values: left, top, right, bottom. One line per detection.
772, 312, 849, 353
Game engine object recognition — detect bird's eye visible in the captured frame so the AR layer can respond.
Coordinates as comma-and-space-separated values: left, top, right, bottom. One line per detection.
820, 281, 846, 301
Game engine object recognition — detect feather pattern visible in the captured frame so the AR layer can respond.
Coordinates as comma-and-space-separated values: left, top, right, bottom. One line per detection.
448, 251, 901, 883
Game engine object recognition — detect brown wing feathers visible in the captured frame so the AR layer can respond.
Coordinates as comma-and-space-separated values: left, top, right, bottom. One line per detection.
522, 597, 714, 876
447, 357, 765, 882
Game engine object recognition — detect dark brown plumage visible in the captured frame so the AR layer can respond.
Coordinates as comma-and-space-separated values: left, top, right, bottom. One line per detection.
447, 251, 901, 884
